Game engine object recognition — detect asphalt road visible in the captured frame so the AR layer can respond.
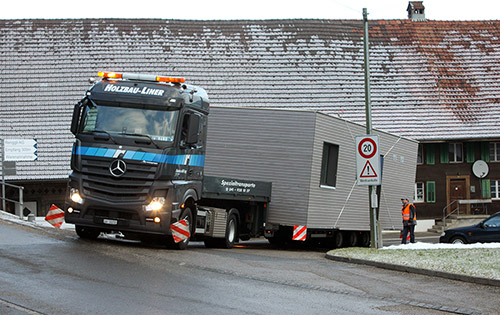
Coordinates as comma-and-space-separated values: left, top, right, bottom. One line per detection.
0, 220, 498, 315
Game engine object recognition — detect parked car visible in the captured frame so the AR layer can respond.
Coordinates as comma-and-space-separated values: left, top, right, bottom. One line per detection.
439, 212, 500, 244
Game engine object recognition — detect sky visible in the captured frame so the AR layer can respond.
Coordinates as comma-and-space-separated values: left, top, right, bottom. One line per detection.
1, 0, 500, 20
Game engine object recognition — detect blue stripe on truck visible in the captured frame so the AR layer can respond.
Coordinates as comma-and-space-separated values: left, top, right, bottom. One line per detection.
75, 146, 205, 167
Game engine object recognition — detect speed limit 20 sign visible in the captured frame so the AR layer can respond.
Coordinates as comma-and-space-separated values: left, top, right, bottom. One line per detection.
356, 135, 381, 186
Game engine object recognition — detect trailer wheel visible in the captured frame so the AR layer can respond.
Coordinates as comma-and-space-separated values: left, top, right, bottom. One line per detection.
75, 225, 100, 240
168, 207, 193, 250
357, 231, 370, 247
344, 231, 358, 247
332, 231, 343, 248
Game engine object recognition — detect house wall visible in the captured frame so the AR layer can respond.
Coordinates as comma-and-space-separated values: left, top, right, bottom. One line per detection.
415, 141, 500, 219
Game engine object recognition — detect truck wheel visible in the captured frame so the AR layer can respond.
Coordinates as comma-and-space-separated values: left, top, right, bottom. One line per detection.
224, 214, 238, 249
75, 225, 100, 240
169, 207, 193, 250
332, 231, 343, 248
344, 231, 358, 247
357, 231, 370, 247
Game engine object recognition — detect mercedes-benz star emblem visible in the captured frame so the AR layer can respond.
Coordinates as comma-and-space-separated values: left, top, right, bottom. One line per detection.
109, 159, 127, 177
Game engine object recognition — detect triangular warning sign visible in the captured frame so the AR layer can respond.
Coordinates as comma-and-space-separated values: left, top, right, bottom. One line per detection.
360, 160, 378, 178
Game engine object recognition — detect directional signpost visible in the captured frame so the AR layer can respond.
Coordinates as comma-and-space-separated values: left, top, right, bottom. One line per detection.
4, 138, 38, 161
1, 138, 37, 216
356, 135, 381, 186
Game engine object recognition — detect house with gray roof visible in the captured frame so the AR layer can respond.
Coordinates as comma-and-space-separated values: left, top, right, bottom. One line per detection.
2, 2, 500, 221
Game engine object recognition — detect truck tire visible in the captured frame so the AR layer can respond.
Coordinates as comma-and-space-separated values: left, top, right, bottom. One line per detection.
204, 213, 239, 249
344, 231, 358, 247
332, 231, 343, 248
168, 207, 193, 250
357, 231, 370, 247
75, 225, 100, 240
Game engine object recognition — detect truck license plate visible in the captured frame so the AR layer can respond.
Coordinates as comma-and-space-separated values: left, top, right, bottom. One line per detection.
103, 219, 118, 225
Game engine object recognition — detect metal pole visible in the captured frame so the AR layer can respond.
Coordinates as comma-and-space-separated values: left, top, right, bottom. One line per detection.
18, 186, 23, 219
1, 138, 5, 212
363, 8, 380, 249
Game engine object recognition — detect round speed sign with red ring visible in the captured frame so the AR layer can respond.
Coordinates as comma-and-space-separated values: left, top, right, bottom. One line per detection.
358, 138, 377, 159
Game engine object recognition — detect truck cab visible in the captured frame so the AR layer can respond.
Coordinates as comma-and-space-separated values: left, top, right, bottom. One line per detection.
65, 72, 210, 249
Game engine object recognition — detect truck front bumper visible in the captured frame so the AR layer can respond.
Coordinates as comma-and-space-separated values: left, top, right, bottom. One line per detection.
65, 198, 181, 237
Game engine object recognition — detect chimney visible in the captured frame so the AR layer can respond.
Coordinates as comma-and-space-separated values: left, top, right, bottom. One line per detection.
407, 1, 426, 21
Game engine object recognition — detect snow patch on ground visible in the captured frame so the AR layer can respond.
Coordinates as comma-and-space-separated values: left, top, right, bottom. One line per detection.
382, 242, 500, 250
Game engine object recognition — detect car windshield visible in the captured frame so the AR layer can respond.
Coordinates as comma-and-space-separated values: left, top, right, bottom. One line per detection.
81, 102, 178, 142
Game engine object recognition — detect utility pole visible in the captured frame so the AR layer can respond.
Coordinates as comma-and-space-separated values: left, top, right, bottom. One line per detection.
363, 8, 380, 249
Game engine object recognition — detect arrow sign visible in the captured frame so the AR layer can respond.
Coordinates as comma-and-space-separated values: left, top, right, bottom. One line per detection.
4, 138, 38, 161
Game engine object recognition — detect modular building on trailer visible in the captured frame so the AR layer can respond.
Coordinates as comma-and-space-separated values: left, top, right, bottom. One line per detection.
205, 107, 418, 246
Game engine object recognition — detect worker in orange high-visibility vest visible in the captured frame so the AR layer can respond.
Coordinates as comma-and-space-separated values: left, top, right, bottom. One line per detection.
401, 198, 417, 244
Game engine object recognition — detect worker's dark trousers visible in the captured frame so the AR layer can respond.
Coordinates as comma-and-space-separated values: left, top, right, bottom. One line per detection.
401, 224, 415, 244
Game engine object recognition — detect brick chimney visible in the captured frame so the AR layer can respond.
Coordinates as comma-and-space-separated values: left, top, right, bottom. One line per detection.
407, 1, 426, 21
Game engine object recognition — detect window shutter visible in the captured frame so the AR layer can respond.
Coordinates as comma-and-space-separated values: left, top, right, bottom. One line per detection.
466, 142, 476, 163
481, 142, 490, 162
425, 144, 435, 165
482, 179, 491, 199
426, 181, 436, 203
440, 143, 449, 164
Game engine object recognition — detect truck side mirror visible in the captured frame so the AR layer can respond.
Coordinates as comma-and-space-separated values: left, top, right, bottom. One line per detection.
71, 103, 81, 135
186, 114, 200, 145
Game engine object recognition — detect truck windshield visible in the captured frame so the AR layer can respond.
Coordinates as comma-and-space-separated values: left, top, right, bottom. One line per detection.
81, 102, 178, 142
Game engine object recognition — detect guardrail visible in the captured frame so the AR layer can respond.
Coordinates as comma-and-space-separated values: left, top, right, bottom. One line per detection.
1, 181, 24, 219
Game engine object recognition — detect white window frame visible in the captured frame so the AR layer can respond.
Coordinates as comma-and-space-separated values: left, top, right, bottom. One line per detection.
414, 182, 424, 203
490, 142, 500, 162
491, 180, 500, 200
449, 142, 463, 163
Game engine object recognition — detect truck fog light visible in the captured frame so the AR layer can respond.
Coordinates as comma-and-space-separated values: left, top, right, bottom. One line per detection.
70, 188, 84, 204
68, 207, 74, 213
154, 217, 161, 223
145, 197, 166, 211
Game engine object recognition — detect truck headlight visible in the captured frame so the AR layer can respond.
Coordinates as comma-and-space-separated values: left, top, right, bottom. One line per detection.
70, 188, 84, 204
144, 197, 166, 211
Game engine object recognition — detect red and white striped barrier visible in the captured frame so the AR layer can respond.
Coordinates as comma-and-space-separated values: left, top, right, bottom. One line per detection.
170, 219, 190, 243
45, 204, 65, 228
293, 225, 307, 241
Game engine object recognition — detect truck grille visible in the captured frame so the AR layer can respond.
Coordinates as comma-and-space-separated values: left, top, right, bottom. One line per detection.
81, 156, 157, 203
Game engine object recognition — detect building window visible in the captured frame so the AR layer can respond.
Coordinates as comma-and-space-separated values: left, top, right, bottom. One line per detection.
414, 182, 424, 202
426, 181, 436, 203
417, 144, 423, 165
490, 142, 500, 162
448, 143, 463, 163
425, 143, 435, 165
490, 180, 500, 200
320, 142, 339, 188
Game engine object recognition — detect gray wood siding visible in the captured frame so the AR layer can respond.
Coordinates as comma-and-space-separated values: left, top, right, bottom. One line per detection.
308, 113, 418, 230
204, 107, 316, 225
205, 107, 418, 230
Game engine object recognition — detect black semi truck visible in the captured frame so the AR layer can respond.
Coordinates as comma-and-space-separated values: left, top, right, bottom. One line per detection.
65, 72, 271, 249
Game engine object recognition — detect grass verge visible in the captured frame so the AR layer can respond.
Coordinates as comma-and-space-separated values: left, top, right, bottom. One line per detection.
328, 247, 500, 280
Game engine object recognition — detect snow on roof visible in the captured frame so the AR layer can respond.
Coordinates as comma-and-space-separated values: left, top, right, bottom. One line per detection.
2, 18, 500, 180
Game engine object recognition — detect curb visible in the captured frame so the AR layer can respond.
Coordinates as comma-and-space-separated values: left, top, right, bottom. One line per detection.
325, 253, 500, 287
